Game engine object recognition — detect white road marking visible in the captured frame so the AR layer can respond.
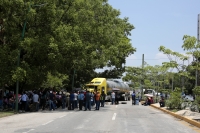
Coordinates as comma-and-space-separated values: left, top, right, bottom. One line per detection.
42, 120, 54, 125
75, 125, 84, 129
22, 129, 35, 133
115, 105, 118, 108
112, 113, 117, 120
59, 115, 66, 118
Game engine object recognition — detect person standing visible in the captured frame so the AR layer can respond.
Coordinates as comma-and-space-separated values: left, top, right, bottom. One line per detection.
78, 91, 84, 110
125, 92, 129, 101
61, 92, 66, 109
48, 91, 55, 111
95, 92, 100, 110
115, 92, 119, 105
40, 90, 47, 110
100, 91, 106, 107
65, 91, 70, 108
74, 91, 78, 108
111, 91, 115, 105
33, 91, 40, 111
9, 96, 15, 110
21, 92, 28, 112
69, 91, 74, 110
132, 92, 136, 105
91, 92, 95, 107
84, 91, 91, 111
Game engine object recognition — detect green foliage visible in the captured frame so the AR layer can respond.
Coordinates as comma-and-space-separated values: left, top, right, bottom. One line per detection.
165, 87, 183, 109
12, 67, 26, 82
160, 89, 171, 94
41, 72, 68, 90
0, 0, 136, 90
189, 86, 200, 112
123, 64, 170, 93
193, 86, 200, 95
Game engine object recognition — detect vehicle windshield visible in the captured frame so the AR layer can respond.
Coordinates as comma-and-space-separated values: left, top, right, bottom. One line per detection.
86, 85, 96, 89
144, 89, 153, 94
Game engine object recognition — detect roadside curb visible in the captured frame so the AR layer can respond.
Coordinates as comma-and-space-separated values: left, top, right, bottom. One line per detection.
151, 104, 200, 128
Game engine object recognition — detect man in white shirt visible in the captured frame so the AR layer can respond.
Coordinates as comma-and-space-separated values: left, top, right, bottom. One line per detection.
33, 91, 39, 111
111, 91, 115, 105
74, 92, 78, 108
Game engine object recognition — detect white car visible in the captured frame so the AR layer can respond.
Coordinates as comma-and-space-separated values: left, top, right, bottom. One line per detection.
184, 95, 194, 102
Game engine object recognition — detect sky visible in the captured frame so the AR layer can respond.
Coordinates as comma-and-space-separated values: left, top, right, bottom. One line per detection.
108, 0, 200, 68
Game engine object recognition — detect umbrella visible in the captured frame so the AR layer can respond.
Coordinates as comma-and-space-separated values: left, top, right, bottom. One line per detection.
144, 94, 153, 97
112, 88, 120, 91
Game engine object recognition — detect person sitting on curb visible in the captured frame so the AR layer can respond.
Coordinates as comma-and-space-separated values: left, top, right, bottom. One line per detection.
159, 96, 165, 107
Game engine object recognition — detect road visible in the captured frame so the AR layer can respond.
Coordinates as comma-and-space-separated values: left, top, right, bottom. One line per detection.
0, 101, 200, 133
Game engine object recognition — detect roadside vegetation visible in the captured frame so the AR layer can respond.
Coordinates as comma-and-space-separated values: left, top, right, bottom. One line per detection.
0, 111, 15, 118
123, 35, 200, 112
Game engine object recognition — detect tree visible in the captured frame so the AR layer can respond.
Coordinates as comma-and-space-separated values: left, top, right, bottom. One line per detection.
159, 46, 190, 92
182, 35, 200, 87
0, 0, 136, 91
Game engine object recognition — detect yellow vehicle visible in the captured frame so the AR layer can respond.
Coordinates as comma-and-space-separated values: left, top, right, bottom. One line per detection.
85, 78, 130, 101
85, 78, 107, 94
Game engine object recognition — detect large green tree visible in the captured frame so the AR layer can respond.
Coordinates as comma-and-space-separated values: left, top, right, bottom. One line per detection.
0, 0, 135, 91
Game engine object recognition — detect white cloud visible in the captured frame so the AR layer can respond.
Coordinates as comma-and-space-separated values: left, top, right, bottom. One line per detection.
126, 54, 137, 60
155, 52, 168, 59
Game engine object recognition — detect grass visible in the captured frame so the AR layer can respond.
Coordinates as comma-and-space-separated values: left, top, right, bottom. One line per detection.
169, 109, 179, 112
0, 111, 15, 118
166, 108, 181, 112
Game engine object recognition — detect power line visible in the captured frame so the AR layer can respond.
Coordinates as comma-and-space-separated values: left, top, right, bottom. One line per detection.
126, 58, 169, 60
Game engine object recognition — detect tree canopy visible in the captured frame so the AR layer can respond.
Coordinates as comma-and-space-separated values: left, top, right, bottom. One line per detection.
0, 0, 136, 91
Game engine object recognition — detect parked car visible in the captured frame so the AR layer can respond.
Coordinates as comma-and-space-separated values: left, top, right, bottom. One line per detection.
183, 95, 194, 102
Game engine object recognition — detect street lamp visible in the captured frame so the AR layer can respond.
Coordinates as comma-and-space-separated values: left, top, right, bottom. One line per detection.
15, 1, 47, 112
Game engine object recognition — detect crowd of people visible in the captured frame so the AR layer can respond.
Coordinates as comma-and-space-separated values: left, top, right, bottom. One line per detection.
0, 89, 107, 112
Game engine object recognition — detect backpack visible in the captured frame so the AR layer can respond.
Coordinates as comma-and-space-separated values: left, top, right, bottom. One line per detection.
78, 94, 81, 100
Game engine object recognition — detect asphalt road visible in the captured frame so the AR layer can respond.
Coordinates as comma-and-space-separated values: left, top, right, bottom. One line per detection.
0, 101, 200, 133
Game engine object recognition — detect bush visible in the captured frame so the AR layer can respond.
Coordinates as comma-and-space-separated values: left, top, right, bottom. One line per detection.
192, 86, 200, 112
165, 87, 183, 109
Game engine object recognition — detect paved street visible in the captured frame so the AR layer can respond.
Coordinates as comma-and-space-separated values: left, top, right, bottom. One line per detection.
0, 101, 200, 133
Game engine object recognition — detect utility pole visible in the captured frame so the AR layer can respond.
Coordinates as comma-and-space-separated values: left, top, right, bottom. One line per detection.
196, 14, 200, 87
141, 54, 144, 98
172, 76, 174, 91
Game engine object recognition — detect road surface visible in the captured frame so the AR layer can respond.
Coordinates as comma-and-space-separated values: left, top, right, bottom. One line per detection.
0, 101, 200, 133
